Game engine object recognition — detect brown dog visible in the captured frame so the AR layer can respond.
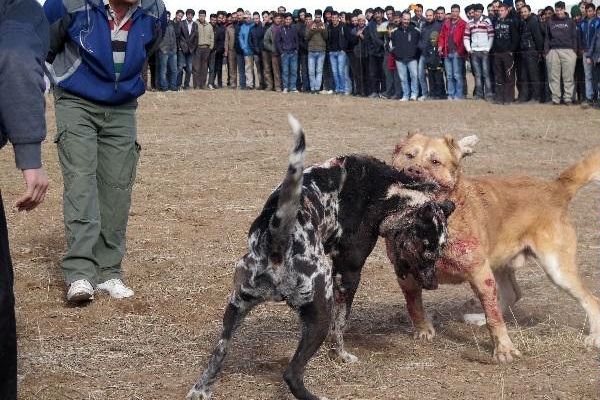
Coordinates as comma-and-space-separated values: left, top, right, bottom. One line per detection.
388, 132, 600, 363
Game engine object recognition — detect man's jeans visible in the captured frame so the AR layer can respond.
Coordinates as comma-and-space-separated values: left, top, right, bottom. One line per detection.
583, 58, 596, 100
236, 53, 246, 88
470, 51, 492, 98
329, 51, 347, 93
308, 51, 326, 91
179, 51, 194, 89
396, 59, 418, 99
444, 52, 465, 99
159, 51, 178, 90
281, 51, 298, 90
418, 55, 429, 97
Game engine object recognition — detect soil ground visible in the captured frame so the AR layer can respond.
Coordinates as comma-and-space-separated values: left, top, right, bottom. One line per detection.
2, 90, 600, 399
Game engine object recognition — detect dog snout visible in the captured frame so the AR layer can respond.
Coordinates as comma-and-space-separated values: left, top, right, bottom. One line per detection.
406, 166, 424, 178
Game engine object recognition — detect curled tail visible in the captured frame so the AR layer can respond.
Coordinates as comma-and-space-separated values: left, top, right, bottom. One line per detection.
556, 148, 600, 201
269, 115, 306, 262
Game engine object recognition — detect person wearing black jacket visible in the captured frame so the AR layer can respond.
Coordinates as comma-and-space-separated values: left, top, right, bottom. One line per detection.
350, 14, 369, 96
296, 12, 310, 92
208, 12, 226, 89
250, 12, 266, 90
492, 2, 520, 103
518, 5, 545, 102
0, 0, 49, 397
327, 11, 349, 94
366, 8, 386, 96
391, 12, 421, 100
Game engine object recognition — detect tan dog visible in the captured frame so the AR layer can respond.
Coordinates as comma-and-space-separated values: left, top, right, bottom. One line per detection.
388, 133, 600, 363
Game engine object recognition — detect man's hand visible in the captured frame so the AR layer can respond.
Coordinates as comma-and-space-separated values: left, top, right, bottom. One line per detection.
587, 57, 593, 65
16, 168, 48, 211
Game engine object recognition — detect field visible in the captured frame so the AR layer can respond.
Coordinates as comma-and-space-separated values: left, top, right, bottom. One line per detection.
2, 90, 600, 399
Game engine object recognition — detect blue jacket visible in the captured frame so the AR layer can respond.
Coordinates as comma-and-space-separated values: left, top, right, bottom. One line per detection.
276, 24, 298, 53
44, 0, 166, 105
238, 21, 253, 56
580, 17, 600, 51
586, 28, 600, 62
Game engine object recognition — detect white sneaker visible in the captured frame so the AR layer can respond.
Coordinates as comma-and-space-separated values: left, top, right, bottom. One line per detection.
417, 96, 427, 101
67, 279, 94, 303
410, 96, 417, 101
97, 279, 134, 299
282, 88, 289, 93
399, 97, 409, 102
320, 90, 333, 95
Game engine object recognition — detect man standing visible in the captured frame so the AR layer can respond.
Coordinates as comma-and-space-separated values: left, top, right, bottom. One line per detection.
580, 3, 600, 102
585, 15, 600, 107
518, 5, 545, 102
366, 7, 386, 97
158, 11, 178, 91
1, 0, 49, 396
263, 13, 282, 91
250, 12, 266, 89
418, 9, 442, 100
439, 4, 468, 99
277, 12, 299, 92
225, 13, 238, 88
44, 0, 166, 302
391, 12, 421, 101
179, 9, 198, 89
327, 11, 348, 94
544, 1, 578, 104
194, 10, 213, 89
491, 2, 520, 104
296, 10, 310, 92
464, 3, 494, 100
239, 11, 255, 89
306, 9, 328, 93
208, 12, 226, 89
173, 10, 184, 88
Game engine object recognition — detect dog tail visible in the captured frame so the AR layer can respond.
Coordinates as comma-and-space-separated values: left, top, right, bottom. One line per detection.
269, 114, 306, 262
555, 148, 600, 201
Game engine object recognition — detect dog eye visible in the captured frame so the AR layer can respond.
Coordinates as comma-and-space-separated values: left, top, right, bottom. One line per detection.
405, 153, 415, 159
430, 159, 441, 165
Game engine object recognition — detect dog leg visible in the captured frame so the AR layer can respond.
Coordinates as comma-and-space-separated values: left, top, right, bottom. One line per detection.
186, 295, 258, 400
329, 271, 360, 363
537, 247, 600, 349
494, 265, 522, 315
469, 266, 522, 363
284, 285, 332, 400
398, 275, 435, 341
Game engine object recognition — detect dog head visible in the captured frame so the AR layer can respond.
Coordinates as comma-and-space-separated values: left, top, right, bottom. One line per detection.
380, 200, 455, 290
391, 132, 479, 194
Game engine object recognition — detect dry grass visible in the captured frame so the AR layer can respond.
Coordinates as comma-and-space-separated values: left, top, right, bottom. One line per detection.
2, 90, 600, 399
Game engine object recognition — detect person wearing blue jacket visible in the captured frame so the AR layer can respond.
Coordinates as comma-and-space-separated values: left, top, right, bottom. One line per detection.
585, 12, 600, 108
1, 1, 50, 396
581, 3, 600, 101
239, 11, 255, 88
44, 0, 166, 303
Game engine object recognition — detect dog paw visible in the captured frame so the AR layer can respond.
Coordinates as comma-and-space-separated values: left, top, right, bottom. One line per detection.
493, 344, 522, 364
463, 313, 487, 327
186, 387, 211, 400
584, 334, 600, 348
413, 324, 436, 341
328, 348, 359, 363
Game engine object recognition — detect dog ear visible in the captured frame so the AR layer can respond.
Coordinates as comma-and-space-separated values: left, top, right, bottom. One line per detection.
438, 200, 456, 218
457, 135, 479, 158
393, 132, 417, 155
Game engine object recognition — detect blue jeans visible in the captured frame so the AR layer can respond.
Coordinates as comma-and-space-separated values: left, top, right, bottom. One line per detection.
470, 51, 492, 98
159, 51, 178, 90
308, 51, 326, 91
180, 51, 194, 88
395, 59, 419, 99
444, 52, 465, 99
583, 58, 595, 100
329, 51, 347, 93
418, 55, 428, 97
236, 53, 246, 88
281, 51, 298, 90
344, 52, 352, 94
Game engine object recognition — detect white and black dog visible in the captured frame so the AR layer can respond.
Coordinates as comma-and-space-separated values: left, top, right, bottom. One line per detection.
186, 116, 454, 400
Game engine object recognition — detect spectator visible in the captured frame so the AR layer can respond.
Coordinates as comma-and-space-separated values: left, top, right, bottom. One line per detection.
239, 11, 255, 89
391, 11, 421, 101
585, 11, 600, 107
435, 6, 446, 23
44, 0, 166, 302
250, 12, 266, 90
1, 0, 49, 396
194, 9, 214, 89
366, 7, 386, 97
277, 13, 299, 92
439, 4, 468, 99
343, 13, 356, 96
518, 4, 545, 102
173, 10, 184, 87
544, 1, 578, 104
572, 6, 586, 103
327, 11, 348, 94
297, 10, 311, 92
306, 9, 328, 93
492, 2, 520, 104
464, 3, 495, 100
580, 3, 599, 102
208, 11, 226, 89
158, 11, 178, 91
264, 12, 283, 91
179, 9, 198, 90
225, 12, 238, 88
412, 3, 425, 28
425, 31, 447, 98
418, 9, 442, 100
234, 10, 247, 89
350, 14, 369, 96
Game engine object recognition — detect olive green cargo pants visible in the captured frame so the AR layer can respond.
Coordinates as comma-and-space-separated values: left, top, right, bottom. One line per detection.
54, 89, 140, 286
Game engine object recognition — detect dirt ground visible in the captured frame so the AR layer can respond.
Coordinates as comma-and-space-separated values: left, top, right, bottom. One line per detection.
2, 90, 600, 400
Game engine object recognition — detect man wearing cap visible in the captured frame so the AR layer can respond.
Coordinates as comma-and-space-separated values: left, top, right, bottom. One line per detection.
491, 1, 520, 103
464, 3, 495, 100
544, 1, 578, 104
439, 4, 468, 99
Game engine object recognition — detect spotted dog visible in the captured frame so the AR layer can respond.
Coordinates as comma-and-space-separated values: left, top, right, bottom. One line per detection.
186, 116, 453, 400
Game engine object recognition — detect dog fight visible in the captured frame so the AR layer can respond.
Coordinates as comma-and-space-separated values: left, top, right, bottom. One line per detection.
0, 0, 599, 398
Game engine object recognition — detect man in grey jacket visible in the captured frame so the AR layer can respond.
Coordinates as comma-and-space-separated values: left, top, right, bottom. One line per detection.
159, 12, 178, 91
0, 0, 49, 397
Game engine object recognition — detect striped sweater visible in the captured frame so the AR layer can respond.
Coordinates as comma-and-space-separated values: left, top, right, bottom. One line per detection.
105, 0, 137, 81
463, 17, 494, 52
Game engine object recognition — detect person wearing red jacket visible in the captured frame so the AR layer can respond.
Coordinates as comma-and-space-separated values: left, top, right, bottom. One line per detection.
438, 4, 468, 99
